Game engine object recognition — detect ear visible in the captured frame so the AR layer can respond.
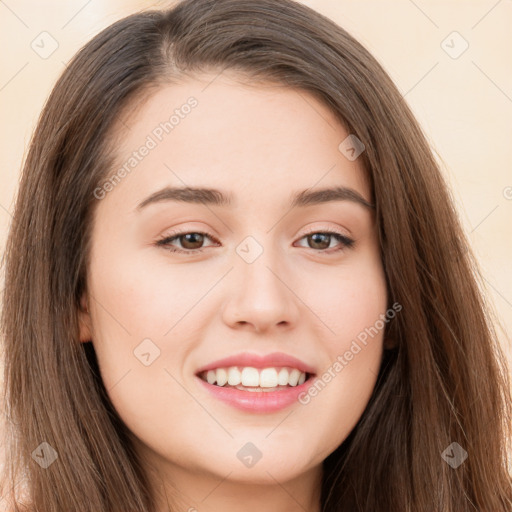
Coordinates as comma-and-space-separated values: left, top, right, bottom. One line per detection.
78, 294, 93, 343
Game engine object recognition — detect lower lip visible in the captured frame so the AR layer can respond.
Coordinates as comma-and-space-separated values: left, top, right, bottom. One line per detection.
195, 375, 316, 413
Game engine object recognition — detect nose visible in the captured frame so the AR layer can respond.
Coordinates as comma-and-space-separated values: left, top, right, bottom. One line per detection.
221, 249, 300, 334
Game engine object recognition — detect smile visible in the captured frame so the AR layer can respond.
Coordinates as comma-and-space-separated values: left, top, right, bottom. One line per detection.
198, 366, 309, 390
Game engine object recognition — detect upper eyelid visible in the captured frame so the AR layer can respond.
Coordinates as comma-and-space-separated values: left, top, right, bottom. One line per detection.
159, 229, 219, 241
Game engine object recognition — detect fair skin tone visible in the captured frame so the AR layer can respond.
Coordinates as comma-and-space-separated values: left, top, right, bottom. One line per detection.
79, 71, 388, 512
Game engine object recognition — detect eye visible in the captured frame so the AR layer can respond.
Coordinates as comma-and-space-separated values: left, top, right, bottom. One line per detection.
155, 229, 354, 255
295, 229, 355, 254
155, 230, 219, 255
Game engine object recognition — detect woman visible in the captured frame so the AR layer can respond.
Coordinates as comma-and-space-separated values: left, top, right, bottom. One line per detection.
1, 0, 511, 510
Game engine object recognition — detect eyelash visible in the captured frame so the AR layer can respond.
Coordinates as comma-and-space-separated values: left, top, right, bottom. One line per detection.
155, 228, 355, 256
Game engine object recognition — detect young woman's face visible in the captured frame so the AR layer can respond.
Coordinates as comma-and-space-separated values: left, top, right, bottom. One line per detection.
79, 72, 387, 493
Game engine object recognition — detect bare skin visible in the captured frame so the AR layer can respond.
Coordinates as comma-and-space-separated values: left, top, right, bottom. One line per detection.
79, 71, 387, 512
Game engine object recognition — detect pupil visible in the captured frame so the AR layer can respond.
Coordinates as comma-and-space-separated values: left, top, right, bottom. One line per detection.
310, 233, 329, 249
182, 233, 204, 249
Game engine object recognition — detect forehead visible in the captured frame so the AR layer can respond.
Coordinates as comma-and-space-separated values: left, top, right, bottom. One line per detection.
102, 72, 370, 213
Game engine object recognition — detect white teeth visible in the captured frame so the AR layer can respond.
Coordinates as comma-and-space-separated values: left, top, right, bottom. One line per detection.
277, 368, 289, 386
216, 368, 228, 386
288, 368, 300, 386
259, 368, 278, 387
227, 367, 241, 386
241, 367, 260, 386
200, 366, 309, 388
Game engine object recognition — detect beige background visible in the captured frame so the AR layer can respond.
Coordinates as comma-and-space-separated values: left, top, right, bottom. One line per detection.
0, 0, 511, 496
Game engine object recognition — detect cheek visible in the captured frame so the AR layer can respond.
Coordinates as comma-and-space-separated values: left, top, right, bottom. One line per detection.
89, 249, 212, 341
86, 250, 214, 410
303, 255, 388, 343
85, 256, 228, 470
293, 254, 387, 440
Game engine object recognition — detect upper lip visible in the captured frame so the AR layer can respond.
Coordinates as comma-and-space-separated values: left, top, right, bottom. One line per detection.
195, 352, 317, 376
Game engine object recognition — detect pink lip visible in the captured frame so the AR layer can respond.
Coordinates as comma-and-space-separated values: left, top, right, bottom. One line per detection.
194, 352, 317, 413
195, 351, 317, 375
196, 375, 316, 413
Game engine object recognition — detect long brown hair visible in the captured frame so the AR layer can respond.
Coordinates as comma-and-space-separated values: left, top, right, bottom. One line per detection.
1, 0, 511, 510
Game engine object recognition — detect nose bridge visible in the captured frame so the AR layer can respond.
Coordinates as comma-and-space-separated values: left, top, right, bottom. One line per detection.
222, 232, 298, 331
236, 233, 284, 298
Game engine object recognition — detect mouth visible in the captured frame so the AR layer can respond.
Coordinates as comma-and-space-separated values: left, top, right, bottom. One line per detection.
194, 365, 317, 413
195, 366, 316, 392
193, 352, 318, 412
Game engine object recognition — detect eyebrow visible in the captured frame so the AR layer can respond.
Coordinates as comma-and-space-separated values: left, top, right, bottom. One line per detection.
135, 185, 375, 211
